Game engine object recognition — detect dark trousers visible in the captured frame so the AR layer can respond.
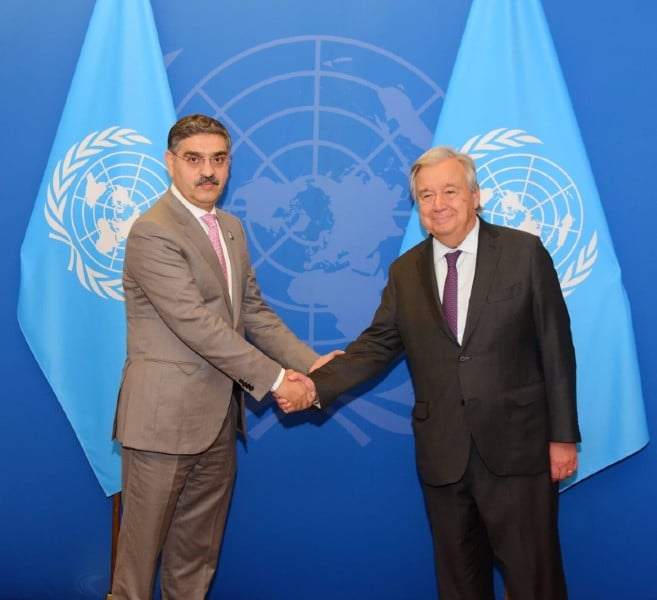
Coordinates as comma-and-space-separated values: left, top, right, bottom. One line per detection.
422, 441, 567, 600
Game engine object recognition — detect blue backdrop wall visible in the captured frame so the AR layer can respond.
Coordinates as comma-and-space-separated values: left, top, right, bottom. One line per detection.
1, 1, 656, 598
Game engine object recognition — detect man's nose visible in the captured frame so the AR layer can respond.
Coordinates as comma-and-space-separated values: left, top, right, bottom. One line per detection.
199, 158, 215, 175
431, 194, 446, 209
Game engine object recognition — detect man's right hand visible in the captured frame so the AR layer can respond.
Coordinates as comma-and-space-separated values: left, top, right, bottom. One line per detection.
274, 369, 317, 413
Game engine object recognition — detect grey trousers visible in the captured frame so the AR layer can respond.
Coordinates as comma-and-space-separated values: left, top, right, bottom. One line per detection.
112, 400, 237, 600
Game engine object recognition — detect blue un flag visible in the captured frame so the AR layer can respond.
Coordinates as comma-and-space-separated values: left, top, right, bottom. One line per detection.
400, 0, 648, 486
17, 0, 176, 495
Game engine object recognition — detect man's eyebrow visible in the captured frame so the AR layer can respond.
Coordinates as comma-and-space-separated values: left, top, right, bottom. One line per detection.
182, 150, 229, 156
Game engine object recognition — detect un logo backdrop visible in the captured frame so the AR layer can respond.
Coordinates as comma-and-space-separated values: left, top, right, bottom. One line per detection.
157, 2, 470, 597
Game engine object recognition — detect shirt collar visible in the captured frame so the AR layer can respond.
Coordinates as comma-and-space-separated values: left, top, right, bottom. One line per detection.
170, 184, 215, 219
432, 217, 480, 261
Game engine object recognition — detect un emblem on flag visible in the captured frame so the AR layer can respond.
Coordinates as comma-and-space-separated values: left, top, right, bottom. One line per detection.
462, 128, 598, 297
45, 127, 169, 300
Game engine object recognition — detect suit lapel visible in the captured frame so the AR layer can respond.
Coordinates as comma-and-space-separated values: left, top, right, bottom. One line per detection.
415, 238, 453, 338
163, 194, 234, 319
462, 219, 501, 347
215, 210, 240, 324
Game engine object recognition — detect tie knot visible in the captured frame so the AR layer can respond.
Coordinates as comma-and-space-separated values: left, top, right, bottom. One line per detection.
201, 213, 217, 228
445, 250, 461, 268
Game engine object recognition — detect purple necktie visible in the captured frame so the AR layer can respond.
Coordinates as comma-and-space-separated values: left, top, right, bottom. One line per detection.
442, 250, 461, 338
201, 212, 228, 281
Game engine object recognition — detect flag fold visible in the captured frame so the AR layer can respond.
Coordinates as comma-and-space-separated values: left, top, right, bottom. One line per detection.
18, 0, 176, 495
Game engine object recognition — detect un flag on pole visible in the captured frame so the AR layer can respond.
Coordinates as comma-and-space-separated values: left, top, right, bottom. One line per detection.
400, 0, 648, 487
17, 0, 176, 495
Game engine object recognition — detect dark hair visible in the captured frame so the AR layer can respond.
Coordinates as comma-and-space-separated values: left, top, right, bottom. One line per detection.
167, 114, 232, 152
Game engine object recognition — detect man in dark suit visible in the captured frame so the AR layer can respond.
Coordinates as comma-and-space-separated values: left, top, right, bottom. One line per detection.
283, 146, 580, 599
112, 114, 336, 599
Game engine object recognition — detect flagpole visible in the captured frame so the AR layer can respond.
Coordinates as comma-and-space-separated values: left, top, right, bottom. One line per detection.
106, 492, 121, 600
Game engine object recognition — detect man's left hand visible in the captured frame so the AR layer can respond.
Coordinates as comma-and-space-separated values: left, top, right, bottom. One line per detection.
549, 442, 578, 482
309, 349, 344, 373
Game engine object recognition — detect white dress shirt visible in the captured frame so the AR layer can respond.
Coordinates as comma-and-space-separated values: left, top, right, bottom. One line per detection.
432, 218, 480, 345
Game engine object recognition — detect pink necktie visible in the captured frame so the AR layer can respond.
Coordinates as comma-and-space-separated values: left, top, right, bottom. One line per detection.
442, 250, 461, 338
201, 212, 228, 281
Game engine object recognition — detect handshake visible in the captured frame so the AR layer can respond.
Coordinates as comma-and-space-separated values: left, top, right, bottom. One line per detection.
272, 350, 343, 414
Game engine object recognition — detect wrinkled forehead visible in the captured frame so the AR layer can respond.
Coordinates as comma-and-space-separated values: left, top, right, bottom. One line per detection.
417, 158, 469, 186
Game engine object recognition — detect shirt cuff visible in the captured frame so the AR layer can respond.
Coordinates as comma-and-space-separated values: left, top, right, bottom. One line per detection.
270, 368, 286, 392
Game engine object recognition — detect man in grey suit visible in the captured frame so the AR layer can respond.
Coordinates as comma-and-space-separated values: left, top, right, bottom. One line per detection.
112, 114, 335, 599
283, 147, 580, 599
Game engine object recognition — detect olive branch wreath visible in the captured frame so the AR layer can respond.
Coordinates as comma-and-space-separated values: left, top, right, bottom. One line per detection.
460, 128, 597, 297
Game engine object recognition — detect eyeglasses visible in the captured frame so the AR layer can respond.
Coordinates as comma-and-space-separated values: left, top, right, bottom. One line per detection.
170, 151, 231, 168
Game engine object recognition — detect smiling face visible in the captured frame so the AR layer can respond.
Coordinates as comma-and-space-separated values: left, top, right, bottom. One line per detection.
165, 132, 231, 211
415, 157, 480, 248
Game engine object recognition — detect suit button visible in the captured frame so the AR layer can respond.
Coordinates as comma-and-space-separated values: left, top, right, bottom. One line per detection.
460, 399, 465, 406
458, 355, 470, 362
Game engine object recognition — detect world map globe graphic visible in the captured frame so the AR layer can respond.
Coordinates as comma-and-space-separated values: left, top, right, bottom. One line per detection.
478, 152, 584, 272
177, 35, 442, 350
71, 151, 169, 274
174, 35, 443, 439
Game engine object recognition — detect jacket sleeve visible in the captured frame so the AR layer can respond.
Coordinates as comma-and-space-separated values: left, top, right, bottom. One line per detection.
310, 266, 404, 408
530, 235, 580, 442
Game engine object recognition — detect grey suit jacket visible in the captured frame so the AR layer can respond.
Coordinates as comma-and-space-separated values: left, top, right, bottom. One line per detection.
310, 219, 580, 486
114, 191, 318, 454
